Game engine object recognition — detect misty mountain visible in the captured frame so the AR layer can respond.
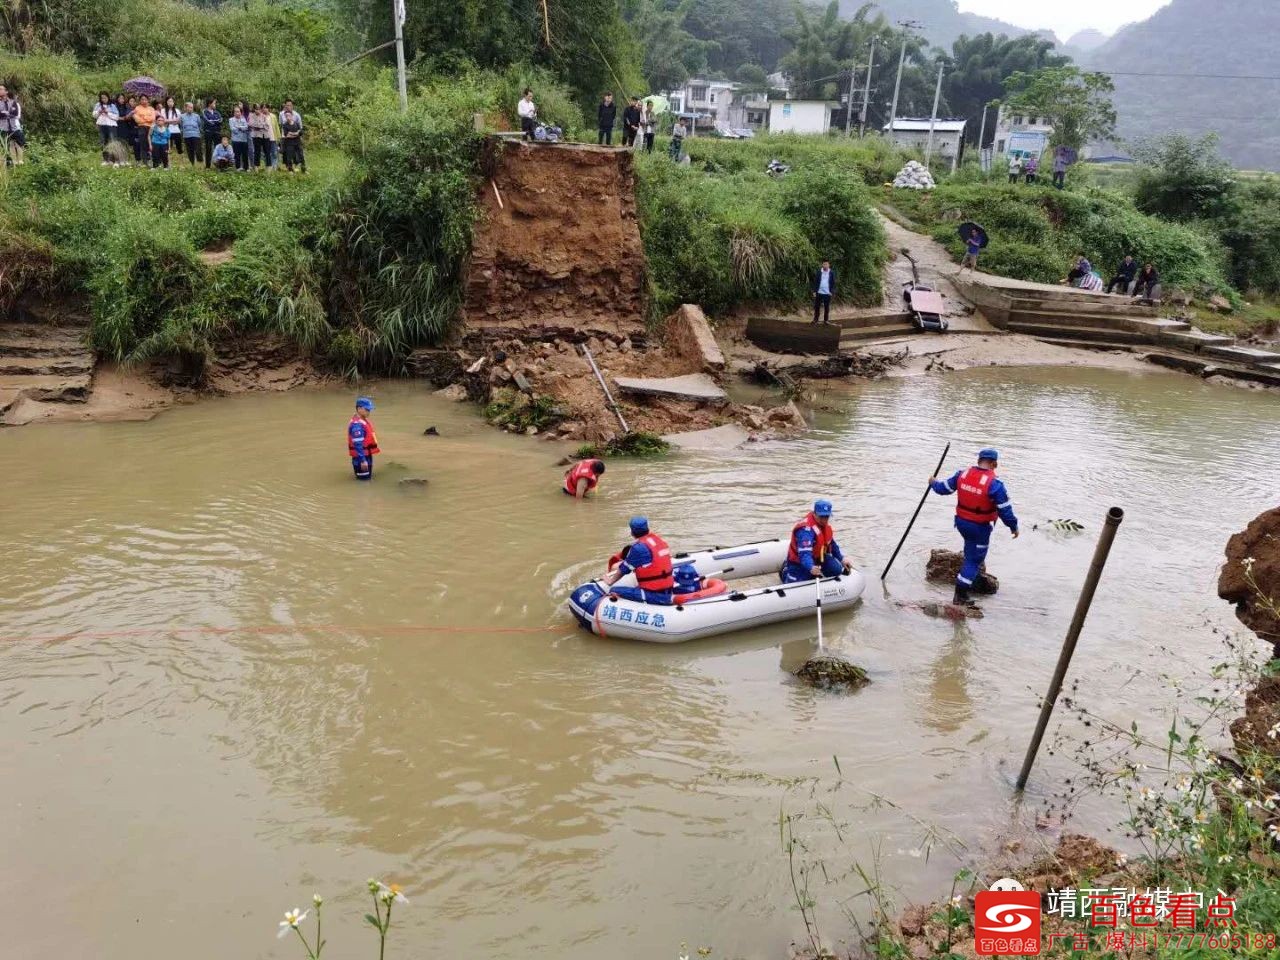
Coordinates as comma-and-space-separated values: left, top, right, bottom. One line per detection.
1086, 0, 1280, 170
1064, 28, 1107, 52
839, 0, 1055, 48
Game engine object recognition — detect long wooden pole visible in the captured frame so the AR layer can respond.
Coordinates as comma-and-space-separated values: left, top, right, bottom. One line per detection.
1015, 507, 1125, 791
880, 442, 950, 580
581, 345, 629, 434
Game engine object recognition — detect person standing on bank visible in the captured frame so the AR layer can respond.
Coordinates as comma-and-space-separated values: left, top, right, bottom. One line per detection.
597, 92, 616, 146
201, 97, 223, 170
930, 447, 1019, 607
348, 397, 380, 481
641, 100, 655, 153
518, 89, 537, 141
180, 102, 202, 165
812, 259, 835, 325
93, 92, 118, 164
621, 95, 641, 148
149, 112, 171, 168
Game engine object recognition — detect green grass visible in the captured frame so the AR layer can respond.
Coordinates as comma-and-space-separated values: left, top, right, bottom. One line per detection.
888, 182, 1233, 296
635, 137, 889, 320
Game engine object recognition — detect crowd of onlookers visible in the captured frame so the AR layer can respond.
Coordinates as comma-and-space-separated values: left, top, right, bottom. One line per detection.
1007, 151, 1070, 190
90, 92, 307, 173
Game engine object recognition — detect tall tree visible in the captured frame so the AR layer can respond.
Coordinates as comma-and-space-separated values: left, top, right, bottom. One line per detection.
626, 0, 713, 93
1002, 65, 1116, 150
940, 33, 1070, 145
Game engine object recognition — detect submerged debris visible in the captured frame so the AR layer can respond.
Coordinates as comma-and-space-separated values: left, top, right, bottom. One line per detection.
924, 549, 999, 593
795, 655, 870, 690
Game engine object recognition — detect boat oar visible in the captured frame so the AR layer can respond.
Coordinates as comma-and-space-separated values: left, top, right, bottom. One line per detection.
814, 577, 825, 651
881, 441, 950, 581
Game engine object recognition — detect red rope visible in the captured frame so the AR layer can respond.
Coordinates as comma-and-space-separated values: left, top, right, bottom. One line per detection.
1, 622, 565, 644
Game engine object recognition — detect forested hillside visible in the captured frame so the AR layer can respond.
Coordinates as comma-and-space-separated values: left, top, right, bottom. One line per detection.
1087, 0, 1280, 170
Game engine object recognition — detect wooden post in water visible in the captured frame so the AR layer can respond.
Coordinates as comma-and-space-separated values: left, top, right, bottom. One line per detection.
1015, 507, 1125, 792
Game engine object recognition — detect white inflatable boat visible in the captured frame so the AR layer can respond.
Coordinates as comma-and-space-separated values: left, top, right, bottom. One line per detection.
566, 539, 866, 643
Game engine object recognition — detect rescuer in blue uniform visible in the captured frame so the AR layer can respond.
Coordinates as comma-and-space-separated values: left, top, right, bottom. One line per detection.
781, 499, 853, 583
930, 447, 1019, 606
347, 396, 380, 480
604, 516, 675, 605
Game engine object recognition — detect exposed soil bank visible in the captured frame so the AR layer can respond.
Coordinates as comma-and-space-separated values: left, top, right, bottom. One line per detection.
3, 334, 330, 427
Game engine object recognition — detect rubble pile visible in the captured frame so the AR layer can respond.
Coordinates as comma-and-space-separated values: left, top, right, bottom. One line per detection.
892, 159, 936, 191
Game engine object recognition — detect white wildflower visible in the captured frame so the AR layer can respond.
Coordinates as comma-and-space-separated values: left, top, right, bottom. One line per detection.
377, 882, 409, 905
1218, 854, 1233, 865
1175, 776, 1192, 793
1229, 777, 1245, 793
277, 909, 308, 939
1269, 823, 1280, 842
1268, 722, 1280, 741
1115, 853, 1128, 868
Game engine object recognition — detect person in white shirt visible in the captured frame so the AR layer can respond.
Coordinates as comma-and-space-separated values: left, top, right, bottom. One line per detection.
517, 89, 536, 141
92, 91, 118, 165
279, 99, 302, 131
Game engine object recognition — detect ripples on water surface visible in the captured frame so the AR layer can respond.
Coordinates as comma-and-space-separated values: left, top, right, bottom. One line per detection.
2, 368, 1278, 959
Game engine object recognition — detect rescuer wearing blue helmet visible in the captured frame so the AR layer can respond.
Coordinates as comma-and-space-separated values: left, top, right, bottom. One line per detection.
347, 396, 380, 480
781, 499, 853, 583
603, 516, 676, 605
930, 447, 1019, 607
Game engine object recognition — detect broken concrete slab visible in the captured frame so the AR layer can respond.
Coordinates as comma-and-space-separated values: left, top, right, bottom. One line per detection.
664, 304, 726, 373
614, 373, 728, 403
662, 423, 750, 451
1203, 344, 1280, 367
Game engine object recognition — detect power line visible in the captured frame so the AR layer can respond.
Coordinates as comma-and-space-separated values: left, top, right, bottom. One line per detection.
1099, 70, 1280, 81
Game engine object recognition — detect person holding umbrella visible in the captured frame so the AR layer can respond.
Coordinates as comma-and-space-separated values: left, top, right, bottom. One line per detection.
956, 222, 987, 275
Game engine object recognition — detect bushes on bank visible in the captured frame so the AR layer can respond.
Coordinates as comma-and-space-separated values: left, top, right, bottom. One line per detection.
890, 183, 1231, 294
635, 146, 887, 319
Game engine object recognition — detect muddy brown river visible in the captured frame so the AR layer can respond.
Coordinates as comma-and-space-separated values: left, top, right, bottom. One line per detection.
3, 368, 1278, 959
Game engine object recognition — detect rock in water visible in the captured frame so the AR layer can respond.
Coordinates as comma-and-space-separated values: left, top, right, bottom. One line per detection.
398, 477, 429, 490
925, 549, 998, 593
423, 426, 440, 436
795, 655, 870, 691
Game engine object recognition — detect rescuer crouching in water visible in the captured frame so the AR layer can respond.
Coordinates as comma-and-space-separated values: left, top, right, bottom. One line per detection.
563, 458, 605, 497
604, 516, 675, 605
929, 447, 1019, 607
780, 499, 853, 583
348, 396, 380, 480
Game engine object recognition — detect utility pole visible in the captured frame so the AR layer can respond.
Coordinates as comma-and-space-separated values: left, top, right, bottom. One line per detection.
843, 68, 854, 137
976, 101, 989, 156
393, 0, 408, 112
924, 60, 943, 165
887, 20, 920, 142
859, 37, 876, 137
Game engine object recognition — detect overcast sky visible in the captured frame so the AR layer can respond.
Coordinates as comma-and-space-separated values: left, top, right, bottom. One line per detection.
957, 0, 1171, 40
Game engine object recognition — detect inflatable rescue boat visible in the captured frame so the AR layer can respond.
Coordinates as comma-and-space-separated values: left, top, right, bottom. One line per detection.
567, 539, 866, 643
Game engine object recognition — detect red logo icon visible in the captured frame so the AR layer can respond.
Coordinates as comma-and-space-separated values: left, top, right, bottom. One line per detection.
975, 889, 1041, 956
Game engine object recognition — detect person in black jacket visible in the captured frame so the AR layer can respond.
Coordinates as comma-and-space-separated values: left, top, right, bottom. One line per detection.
1105, 254, 1138, 295
1134, 263, 1160, 300
621, 96, 641, 148
812, 260, 836, 325
597, 93, 617, 146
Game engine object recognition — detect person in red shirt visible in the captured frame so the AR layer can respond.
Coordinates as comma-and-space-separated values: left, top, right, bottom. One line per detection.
563, 458, 605, 497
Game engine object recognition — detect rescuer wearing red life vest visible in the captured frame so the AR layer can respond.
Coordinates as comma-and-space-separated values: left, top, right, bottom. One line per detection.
603, 516, 675, 605
348, 396, 380, 480
563, 458, 606, 497
929, 447, 1019, 607
781, 499, 853, 583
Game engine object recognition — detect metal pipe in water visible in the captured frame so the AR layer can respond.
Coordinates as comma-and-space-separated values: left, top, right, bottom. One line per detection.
1015, 506, 1125, 792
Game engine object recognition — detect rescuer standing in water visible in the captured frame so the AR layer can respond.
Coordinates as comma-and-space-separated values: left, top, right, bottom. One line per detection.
348, 397, 380, 480
930, 447, 1019, 607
